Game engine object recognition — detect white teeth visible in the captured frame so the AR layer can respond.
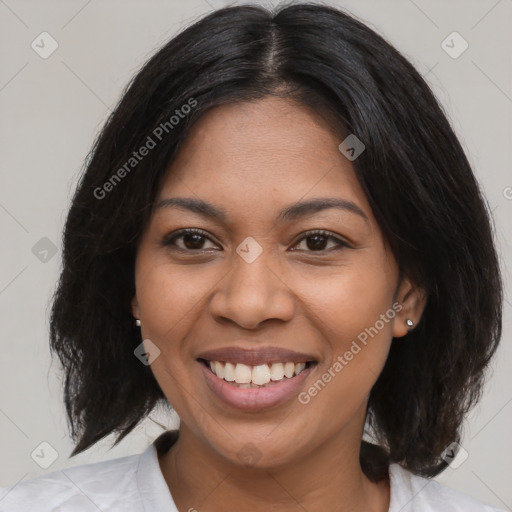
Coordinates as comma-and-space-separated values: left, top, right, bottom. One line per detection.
206, 360, 310, 385
234, 363, 252, 384
251, 364, 271, 385
284, 362, 295, 378
214, 361, 224, 379
269, 362, 284, 380
223, 362, 236, 381
294, 362, 306, 375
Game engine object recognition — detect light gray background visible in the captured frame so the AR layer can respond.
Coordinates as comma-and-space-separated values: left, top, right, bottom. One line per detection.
0, 0, 511, 508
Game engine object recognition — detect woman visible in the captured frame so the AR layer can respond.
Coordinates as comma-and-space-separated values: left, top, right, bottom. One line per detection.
0, 3, 505, 511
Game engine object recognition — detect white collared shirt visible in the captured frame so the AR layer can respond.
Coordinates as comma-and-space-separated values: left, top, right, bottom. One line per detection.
0, 433, 505, 511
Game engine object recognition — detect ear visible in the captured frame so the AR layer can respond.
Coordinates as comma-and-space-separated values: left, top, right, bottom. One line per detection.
392, 276, 427, 338
131, 295, 140, 320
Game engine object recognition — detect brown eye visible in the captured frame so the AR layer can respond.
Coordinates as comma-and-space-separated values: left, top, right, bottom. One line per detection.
181, 233, 207, 250
162, 229, 220, 252
292, 230, 349, 252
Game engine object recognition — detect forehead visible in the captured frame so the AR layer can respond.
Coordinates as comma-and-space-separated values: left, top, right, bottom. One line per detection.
156, 97, 372, 222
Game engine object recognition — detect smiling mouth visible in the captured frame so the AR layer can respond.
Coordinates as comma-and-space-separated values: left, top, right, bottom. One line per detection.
198, 359, 317, 388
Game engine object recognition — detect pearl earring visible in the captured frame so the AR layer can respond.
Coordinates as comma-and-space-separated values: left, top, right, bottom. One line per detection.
135, 318, 141, 327
406, 319, 414, 328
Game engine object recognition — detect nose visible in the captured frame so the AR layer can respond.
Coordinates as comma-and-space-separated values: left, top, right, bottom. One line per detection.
209, 250, 295, 330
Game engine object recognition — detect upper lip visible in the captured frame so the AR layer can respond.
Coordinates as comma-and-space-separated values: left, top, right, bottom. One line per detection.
196, 345, 317, 366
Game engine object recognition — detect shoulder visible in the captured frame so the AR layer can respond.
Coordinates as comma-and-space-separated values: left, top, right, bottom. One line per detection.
0, 450, 143, 512
389, 463, 506, 512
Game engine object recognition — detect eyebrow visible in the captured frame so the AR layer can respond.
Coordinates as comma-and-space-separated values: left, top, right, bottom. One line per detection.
155, 197, 368, 223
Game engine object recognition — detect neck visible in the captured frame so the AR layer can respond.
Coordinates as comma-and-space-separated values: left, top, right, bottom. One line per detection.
158, 416, 389, 511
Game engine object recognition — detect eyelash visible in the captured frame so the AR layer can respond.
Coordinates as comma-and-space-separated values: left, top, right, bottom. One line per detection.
161, 228, 351, 254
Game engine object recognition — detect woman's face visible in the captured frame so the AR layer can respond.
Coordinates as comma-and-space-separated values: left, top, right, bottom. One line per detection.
132, 97, 418, 468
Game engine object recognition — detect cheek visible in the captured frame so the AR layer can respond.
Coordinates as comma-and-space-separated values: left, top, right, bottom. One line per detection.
134, 255, 216, 343
294, 256, 396, 409
297, 256, 397, 344
133, 255, 212, 408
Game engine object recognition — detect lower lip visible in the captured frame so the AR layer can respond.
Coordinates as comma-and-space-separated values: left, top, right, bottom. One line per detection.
199, 362, 314, 412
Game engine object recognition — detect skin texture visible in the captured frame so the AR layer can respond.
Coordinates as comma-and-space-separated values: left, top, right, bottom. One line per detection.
131, 97, 426, 511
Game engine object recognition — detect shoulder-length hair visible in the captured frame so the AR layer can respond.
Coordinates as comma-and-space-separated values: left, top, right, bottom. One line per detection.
50, 2, 502, 481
